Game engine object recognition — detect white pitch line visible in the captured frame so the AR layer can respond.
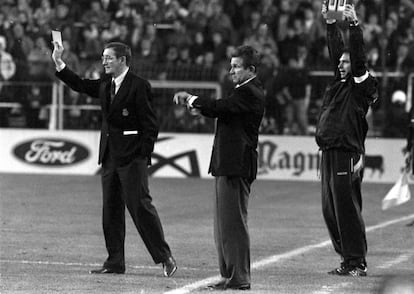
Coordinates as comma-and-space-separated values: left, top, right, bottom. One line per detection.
312, 282, 353, 294
164, 213, 414, 294
0, 259, 201, 271
377, 252, 414, 269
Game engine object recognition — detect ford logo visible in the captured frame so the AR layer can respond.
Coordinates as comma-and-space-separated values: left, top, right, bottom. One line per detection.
13, 138, 89, 166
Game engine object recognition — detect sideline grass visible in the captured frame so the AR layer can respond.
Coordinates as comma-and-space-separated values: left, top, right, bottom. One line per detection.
1, 174, 413, 293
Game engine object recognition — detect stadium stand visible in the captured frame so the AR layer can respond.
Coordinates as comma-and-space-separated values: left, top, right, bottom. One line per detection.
0, 0, 414, 136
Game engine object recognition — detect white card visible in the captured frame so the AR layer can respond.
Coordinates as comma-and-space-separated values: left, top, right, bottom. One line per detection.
51, 30, 62, 46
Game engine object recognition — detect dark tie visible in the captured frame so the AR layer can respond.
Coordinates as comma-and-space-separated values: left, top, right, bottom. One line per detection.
110, 80, 116, 103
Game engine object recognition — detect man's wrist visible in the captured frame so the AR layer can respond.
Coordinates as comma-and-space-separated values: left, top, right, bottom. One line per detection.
349, 19, 359, 26
326, 19, 336, 24
187, 95, 198, 107
55, 60, 66, 72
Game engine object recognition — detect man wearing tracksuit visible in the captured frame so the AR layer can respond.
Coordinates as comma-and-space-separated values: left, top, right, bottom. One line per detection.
315, 3, 378, 276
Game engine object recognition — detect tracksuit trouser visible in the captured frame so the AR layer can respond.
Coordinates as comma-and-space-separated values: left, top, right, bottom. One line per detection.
321, 149, 367, 266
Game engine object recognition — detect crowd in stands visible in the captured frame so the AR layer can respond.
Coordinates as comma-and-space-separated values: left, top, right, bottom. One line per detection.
0, 0, 414, 137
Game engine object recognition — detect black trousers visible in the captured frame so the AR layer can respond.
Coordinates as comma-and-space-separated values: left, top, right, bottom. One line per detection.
101, 153, 171, 271
321, 149, 367, 265
214, 176, 251, 287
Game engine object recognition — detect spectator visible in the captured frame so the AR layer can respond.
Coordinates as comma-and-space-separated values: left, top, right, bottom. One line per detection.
8, 23, 33, 81
299, 2, 325, 49
264, 66, 289, 134
258, 43, 280, 85
98, 0, 118, 18
366, 45, 382, 70
210, 31, 227, 64
27, 35, 53, 66
50, 3, 73, 29
137, 38, 159, 64
114, 0, 136, 25
186, 0, 209, 34
24, 85, 47, 129
101, 20, 122, 43
132, 14, 146, 49
142, 23, 164, 62
165, 45, 179, 66
259, 0, 278, 36
2, 0, 414, 134
363, 12, 383, 47
33, 0, 55, 30
244, 23, 278, 54
241, 10, 262, 44
166, 19, 192, 49
389, 42, 414, 82
384, 90, 410, 137
0, 35, 16, 81
177, 45, 192, 65
284, 50, 312, 135
164, 0, 188, 22
79, 23, 103, 60
143, 0, 165, 24
225, 0, 255, 43
61, 40, 80, 74
278, 16, 305, 65
276, 0, 295, 42
206, 1, 233, 43
190, 31, 209, 64
111, 23, 131, 46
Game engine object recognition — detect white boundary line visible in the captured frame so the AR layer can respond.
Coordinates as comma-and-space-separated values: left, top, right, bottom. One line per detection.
0, 259, 201, 271
377, 252, 414, 269
164, 213, 414, 294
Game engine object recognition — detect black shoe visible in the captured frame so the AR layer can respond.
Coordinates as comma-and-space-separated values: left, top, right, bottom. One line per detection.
328, 262, 367, 277
206, 280, 250, 291
206, 280, 227, 291
162, 256, 177, 277
226, 284, 251, 290
89, 267, 125, 274
328, 262, 348, 275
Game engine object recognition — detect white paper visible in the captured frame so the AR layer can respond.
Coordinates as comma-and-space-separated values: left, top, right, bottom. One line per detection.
51, 30, 62, 46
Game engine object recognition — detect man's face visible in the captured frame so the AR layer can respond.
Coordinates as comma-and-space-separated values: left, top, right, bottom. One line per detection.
229, 57, 253, 85
338, 52, 351, 79
102, 48, 124, 77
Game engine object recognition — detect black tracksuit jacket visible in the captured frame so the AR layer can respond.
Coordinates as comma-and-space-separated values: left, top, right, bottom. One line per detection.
315, 23, 379, 154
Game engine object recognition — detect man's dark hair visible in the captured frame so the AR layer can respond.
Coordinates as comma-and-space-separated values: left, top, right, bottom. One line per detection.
232, 45, 260, 73
104, 42, 132, 65
342, 47, 350, 55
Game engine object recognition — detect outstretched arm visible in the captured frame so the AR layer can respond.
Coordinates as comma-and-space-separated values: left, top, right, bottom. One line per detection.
322, 1, 344, 73
52, 41, 101, 98
343, 4, 368, 79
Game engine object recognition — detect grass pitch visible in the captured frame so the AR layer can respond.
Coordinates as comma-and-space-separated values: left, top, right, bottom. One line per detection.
1, 174, 413, 293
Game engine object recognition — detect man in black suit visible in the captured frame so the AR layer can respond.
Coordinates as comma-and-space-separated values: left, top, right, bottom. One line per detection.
51, 41, 177, 277
173, 45, 265, 290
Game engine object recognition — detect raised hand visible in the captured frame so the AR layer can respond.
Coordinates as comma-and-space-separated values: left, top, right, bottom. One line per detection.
173, 91, 191, 106
321, 0, 336, 24
343, 4, 358, 23
51, 41, 64, 66
321, 0, 328, 19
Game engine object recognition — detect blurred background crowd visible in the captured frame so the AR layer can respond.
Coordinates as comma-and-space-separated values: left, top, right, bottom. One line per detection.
0, 0, 414, 137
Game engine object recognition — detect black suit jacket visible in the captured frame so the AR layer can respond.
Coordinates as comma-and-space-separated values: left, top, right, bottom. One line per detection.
56, 67, 158, 166
192, 77, 265, 182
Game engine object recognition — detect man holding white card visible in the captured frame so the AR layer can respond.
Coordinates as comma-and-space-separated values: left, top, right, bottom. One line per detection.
51, 40, 177, 277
